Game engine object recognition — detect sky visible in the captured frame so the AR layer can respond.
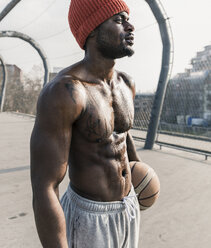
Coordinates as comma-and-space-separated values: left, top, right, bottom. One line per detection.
0, 0, 210, 93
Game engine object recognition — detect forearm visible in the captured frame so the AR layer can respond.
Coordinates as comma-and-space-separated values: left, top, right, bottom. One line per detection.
126, 131, 141, 162
32, 187, 68, 248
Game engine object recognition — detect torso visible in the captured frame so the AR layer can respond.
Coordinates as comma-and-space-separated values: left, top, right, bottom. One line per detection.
65, 72, 135, 201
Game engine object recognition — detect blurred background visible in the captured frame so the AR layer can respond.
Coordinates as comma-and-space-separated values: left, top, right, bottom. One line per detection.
0, 0, 211, 153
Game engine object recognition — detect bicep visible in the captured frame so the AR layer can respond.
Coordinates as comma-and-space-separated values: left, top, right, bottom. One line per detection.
30, 78, 84, 190
30, 123, 71, 189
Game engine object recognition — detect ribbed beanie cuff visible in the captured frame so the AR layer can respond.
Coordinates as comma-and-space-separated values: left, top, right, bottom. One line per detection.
68, 0, 130, 49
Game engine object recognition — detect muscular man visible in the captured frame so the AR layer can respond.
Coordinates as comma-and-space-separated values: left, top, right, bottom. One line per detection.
31, 0, 142, 247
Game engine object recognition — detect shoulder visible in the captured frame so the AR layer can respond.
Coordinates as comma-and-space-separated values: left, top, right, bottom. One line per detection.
36, 71, 86, 123
117, 71, 136, 98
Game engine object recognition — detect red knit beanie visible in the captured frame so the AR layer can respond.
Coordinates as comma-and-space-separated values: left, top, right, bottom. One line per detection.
68, 0, 130, 49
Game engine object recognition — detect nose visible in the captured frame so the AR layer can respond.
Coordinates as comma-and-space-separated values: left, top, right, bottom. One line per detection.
124, 21, 135, 32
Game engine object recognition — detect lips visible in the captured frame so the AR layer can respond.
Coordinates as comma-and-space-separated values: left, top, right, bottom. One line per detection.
125, 33, 134, 46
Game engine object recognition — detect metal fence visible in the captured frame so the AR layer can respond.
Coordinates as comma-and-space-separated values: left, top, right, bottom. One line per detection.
157, 45, 211, 154
133, 44, 211, 155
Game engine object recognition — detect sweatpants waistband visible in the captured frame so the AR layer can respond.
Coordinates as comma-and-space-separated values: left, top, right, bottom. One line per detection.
65, 184, 136, 214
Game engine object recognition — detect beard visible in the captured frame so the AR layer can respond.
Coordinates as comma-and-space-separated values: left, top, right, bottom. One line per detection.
96, 29, 134, 59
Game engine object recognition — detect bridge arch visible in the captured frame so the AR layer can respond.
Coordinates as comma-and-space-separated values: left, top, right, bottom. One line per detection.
0, 31, 50, 87
0, 54, 7, 112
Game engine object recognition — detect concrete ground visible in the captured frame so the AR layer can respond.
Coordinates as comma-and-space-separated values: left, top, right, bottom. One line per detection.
0, 112, 211, 248
130, 128, 211, 153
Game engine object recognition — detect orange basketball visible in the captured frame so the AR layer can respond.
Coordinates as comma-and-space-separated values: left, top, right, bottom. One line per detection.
130, 161, 160, 210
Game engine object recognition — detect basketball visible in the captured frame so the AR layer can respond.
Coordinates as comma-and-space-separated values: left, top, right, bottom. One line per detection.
130, 161, 160, 210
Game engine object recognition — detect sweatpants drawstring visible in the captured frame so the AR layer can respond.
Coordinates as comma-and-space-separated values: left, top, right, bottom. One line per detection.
122, 195, 137, 221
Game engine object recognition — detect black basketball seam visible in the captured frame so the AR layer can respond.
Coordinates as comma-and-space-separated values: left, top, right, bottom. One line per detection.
138, 177, 153, 196
138, 201, 150, 208
135, 171, 149, 190
131, 162, 137, 174
139, 190, 160, 201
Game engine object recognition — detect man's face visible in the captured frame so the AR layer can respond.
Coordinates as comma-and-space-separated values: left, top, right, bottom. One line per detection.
96, 12, 135, 59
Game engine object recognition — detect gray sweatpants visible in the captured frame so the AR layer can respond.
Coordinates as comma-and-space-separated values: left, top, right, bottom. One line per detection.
60, 184, 140, 248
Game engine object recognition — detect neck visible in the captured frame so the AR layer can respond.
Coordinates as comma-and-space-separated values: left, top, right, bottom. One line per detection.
83, 48, 116, 84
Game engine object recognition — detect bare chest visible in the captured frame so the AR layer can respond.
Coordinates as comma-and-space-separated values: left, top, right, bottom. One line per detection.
75, 82, 134, 142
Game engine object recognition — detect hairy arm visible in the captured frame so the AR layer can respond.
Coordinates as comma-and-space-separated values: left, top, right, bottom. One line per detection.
30, 78, 84, 247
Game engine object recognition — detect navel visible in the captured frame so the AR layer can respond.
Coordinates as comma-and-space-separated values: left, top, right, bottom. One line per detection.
122, 169, 127, 177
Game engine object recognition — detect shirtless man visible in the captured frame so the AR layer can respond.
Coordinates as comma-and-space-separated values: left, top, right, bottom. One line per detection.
30, 0, 142, 247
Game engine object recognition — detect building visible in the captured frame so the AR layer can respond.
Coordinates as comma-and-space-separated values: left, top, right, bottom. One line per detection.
49, 67, 64, 81
162, 45, 211, 125
0, 64, 22, 89
0, 64, 23, 112
191, 45, 211, 72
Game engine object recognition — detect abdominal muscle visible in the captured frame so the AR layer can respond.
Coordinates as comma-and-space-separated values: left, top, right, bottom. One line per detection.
68, 132, 132, 202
